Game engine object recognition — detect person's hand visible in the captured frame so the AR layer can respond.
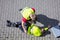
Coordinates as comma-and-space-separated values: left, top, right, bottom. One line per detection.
24, 30, 27, 33
42, 29, 45, 32
48, 25, 51, 29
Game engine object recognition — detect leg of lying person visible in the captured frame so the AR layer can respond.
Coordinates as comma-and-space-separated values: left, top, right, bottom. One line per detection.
6, 20, 21, 27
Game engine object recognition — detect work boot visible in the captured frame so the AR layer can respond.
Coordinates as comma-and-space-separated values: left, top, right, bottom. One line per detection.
6, 20, 11, 27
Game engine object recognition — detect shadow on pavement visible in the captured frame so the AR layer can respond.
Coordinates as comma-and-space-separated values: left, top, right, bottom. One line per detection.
36, 14, 59, 27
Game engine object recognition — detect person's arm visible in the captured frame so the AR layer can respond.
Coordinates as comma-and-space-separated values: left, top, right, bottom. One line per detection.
22, 21, 27, 33
22, 17, 27, 33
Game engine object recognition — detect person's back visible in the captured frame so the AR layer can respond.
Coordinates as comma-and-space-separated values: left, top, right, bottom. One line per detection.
20, 7, 36, 33
27, 24, 49, 36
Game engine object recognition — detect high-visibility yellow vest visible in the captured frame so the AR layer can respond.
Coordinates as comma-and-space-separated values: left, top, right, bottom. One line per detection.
27, 24, 49, 36
21, 7, 35, 20
27, 24, 42, 36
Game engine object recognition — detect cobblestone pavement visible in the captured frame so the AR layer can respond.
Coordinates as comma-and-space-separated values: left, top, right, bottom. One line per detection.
0, 0, 60, 40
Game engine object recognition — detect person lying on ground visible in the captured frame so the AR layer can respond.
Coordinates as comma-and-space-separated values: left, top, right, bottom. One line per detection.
6, 20, 51, 36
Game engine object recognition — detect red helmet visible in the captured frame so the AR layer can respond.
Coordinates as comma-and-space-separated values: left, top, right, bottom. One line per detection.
31, 8, 35, 12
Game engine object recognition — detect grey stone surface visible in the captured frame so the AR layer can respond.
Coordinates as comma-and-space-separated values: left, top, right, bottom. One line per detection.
0, 0, 60, 40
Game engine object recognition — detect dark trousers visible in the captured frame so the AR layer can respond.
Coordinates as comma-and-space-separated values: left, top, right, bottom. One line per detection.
7, 21, 29, 32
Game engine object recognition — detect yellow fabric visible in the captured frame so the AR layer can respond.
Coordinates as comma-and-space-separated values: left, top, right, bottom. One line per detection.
27, 24, 49, 36
27, 24, 42, 36
21, 7, 35, 20
44, 27, 48, 31
31, 26, 42, 36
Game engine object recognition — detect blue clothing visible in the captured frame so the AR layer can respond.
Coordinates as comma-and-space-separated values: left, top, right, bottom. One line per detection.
17, 21, 30, 32
6, 20, 30, 32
